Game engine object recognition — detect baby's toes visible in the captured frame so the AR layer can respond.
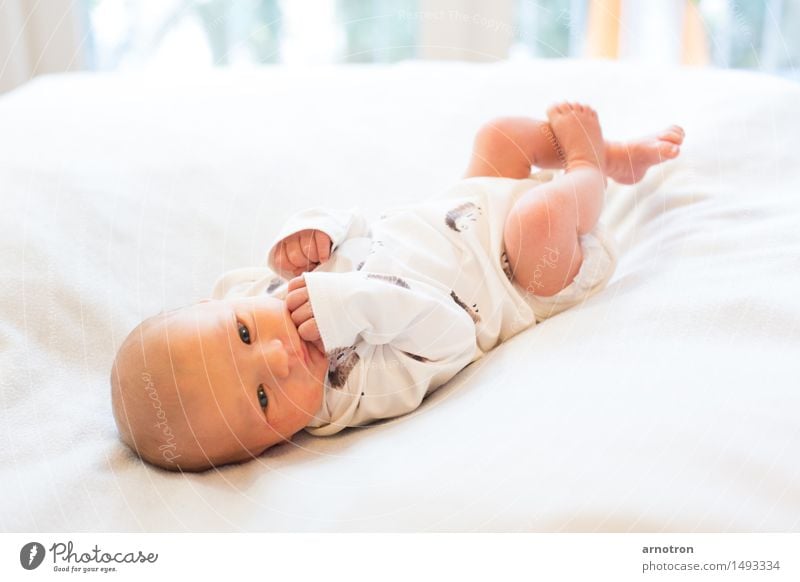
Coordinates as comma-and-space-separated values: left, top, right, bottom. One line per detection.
547, 102, 569, 117
659, 125, 685, 145
656, 140, 681, 159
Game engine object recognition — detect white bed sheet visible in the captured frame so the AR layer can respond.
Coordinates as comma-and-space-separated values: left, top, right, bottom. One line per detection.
1, 60, 798, 532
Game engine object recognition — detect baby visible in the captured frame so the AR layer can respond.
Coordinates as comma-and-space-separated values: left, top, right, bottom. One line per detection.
111, 103, 684, 471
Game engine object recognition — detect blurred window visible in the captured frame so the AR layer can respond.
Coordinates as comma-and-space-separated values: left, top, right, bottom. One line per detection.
82, 0, 798, 79
84, 0, 418, 69
697, 0, 800, 76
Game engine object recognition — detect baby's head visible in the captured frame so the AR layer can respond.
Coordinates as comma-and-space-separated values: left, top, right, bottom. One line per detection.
110, 294, 328, 472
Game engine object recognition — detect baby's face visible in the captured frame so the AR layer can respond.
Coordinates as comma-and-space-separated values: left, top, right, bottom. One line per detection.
164, 294, 328, 463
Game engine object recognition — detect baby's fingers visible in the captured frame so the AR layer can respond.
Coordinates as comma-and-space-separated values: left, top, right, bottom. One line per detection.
273, 243, 291, 273
284, 235, 308, 270
286, 286, 308, 312
314, 231, 332, 263
289, 301, 314, 327
273, 242, 297, 276
287, 275, 306, 292
299, 230, 319, 263
297, 318, 321, 343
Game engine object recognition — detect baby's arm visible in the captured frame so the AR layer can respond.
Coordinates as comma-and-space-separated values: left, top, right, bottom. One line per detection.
267, 206, 371, 279
288, 271, 476, 360
289, 270, 478, 433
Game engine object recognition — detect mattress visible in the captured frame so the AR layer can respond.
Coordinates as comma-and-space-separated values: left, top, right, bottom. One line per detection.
1, 59, 798, 531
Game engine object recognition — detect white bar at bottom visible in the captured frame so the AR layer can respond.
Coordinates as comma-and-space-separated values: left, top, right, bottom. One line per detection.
1, 533, 798, 581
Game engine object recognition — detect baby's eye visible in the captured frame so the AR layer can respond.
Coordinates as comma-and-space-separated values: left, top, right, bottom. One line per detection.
238, 322, 251, 344
257, 385, 268, 409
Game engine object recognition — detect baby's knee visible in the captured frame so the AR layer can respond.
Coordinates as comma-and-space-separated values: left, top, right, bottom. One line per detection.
503, 189, 583, 297
474, 117, 529, 153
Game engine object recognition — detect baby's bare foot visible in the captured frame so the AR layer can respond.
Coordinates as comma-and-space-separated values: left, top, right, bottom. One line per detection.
546, 102, 605, 171
605, 126, 685, 184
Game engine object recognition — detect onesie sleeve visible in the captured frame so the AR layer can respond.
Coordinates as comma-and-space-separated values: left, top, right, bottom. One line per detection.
302, 270, 479, 436
302, 270, 477, 360
266, 206, 371, 279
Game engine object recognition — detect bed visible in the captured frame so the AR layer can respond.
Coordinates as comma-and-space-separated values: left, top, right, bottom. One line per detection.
1, 59, 798, 532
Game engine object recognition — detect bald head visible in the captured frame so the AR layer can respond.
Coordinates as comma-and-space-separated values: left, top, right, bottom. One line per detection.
110, 310, 258, 472
111, 296, 328, 472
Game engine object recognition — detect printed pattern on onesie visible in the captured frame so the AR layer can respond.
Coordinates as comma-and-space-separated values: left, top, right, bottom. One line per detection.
369, 197, 489, 336
442, 197, 488, 330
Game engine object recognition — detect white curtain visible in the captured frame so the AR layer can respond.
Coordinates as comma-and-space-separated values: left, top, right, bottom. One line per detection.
418, 0, 515, 61
0, 0, 84, 93
619, 0, 684, 64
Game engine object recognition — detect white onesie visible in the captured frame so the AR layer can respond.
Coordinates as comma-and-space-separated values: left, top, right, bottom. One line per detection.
211, 171, 618, 436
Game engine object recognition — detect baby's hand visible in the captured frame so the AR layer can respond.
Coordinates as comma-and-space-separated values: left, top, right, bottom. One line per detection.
274, 229, 332, 277
286, 275, 324, 353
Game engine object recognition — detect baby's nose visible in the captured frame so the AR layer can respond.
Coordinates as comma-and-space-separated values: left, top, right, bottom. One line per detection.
263, 339, 290, 379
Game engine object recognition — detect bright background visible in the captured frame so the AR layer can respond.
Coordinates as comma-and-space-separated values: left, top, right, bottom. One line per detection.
1, 0, 798, 93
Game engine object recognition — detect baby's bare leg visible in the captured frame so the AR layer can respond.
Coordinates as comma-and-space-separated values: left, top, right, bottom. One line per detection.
464, 116, 684, 183
464, 116, 565, 179
502, 103, 606, 297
